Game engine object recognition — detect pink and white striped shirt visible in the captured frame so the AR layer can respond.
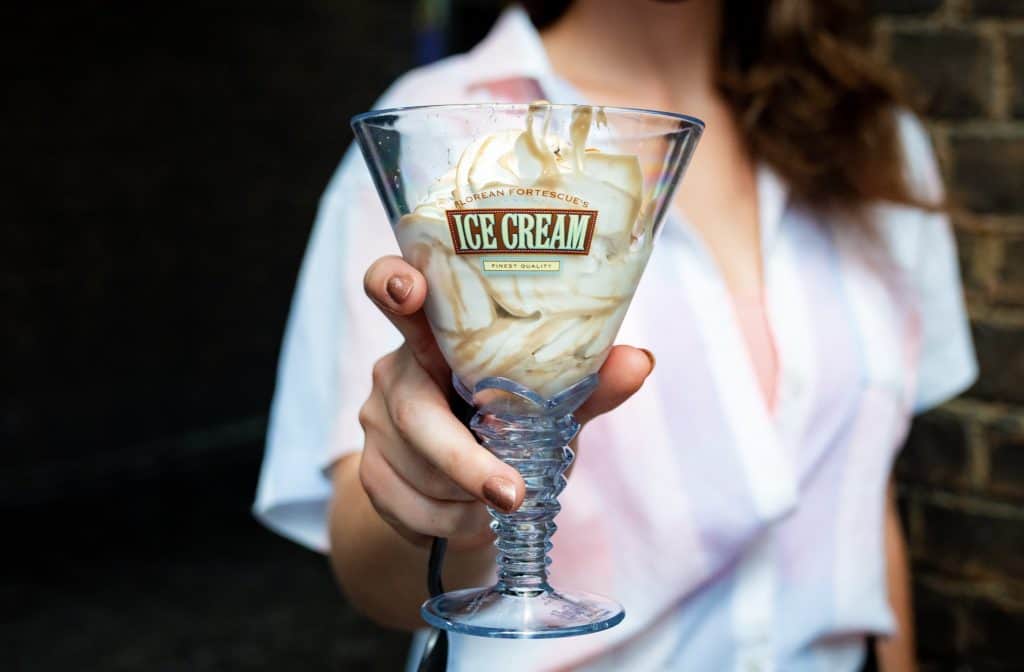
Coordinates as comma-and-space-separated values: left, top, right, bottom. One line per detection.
254, 7, 977, 671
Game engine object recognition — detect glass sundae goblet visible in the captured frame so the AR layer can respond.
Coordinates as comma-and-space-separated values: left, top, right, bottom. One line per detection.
352, 102, 703, 639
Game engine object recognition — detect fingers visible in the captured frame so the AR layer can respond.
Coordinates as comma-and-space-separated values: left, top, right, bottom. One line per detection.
364, 255, 449, 387
360, 385, 475, 503
576, 345, 656, 426
383, 355, 525, 513
359, 444, 493, 547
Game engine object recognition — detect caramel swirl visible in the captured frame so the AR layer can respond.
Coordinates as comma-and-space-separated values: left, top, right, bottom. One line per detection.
396, 103, 653, 397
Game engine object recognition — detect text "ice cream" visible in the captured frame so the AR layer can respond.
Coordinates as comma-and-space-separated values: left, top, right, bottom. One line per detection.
446, 209, 598, 255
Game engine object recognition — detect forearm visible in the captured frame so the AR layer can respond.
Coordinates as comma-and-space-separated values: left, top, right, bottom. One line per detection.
327, 452, 497, 631
877, 480, 917, 672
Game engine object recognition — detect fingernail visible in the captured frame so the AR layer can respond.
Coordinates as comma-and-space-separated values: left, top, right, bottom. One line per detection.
482, 475, 517, 513
640, 348, 656, 373
386, 275, 412, 304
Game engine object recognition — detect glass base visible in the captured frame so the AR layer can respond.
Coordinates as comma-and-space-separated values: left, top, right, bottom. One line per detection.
421, 586, 625, 639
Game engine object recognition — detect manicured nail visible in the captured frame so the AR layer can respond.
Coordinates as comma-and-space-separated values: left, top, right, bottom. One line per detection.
482, 475, 517, 512
640, 348, 656, 373
386, 275, 412, 304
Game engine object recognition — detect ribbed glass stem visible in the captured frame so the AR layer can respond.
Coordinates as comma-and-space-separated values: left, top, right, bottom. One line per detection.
471, 412, 580, 597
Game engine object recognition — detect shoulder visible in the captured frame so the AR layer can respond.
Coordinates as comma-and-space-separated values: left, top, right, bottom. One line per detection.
893, 109, 944, 204
868, 109, 947, 275
373, 53, 474, 109
321, 54, 474, 205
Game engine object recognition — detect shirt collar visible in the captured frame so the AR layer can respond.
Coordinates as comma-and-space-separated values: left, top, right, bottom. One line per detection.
758, 161, 789, 256
462, 5, 791, 254
462, 5, 558, 93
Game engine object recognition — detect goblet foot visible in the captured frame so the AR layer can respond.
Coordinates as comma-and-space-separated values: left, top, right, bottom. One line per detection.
423, 374, 624, 639
421, 585, 624, 639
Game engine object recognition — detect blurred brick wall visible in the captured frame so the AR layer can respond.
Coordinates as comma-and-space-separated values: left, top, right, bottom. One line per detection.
873, 1, 1024, 669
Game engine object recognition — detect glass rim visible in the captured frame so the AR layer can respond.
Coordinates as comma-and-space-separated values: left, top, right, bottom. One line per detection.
351, 102, 705, 132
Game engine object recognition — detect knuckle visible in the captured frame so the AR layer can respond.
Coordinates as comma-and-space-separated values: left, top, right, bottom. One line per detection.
357, 401, 373, 431
391, 397, 424, 438
370, 356, 391, 388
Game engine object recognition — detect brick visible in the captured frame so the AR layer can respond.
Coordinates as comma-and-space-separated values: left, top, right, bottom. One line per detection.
954, 227, 999, 296
912, 579, 962, 659
962, 595, 1024, 663
889, 29, 993, 119
959, 661, 1024, 672
972, 0, 1024, 18
969, 321, 1024, 404
912, 579, 1024, 670
955, 230, 974, 294
951, 134, 1024, 214
957, 229, 1024, 306
915, 496, 1024, 581
896, 410, 971, 489
987, 421, 1024, 500
870, 0, 943, 15
998, 239, 1024, 286
1010, 34, 1024, 119
994, 238, 1024, 304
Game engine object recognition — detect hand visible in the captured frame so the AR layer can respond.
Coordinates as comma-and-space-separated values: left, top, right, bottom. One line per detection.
357, 255, 656, 551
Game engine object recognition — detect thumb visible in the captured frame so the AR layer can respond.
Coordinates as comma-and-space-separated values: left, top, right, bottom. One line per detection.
364, 255, 450, 387
575, 346, 655, 426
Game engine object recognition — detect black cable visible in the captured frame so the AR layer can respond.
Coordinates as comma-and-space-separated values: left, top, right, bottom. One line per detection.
417, 536, 448, 672
427, 536, 447, 597
418, 388, 474, 671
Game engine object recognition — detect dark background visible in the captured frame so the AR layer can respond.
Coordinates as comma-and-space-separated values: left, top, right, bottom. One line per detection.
3, 1, 1022, 670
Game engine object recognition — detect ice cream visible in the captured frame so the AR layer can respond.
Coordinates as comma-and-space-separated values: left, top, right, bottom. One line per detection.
395, 102, 655, 398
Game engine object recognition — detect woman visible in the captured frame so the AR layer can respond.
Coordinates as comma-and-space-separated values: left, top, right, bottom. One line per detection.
254, 2, 977, 670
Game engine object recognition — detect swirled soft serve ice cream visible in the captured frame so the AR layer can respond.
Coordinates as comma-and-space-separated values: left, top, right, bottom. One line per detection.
395, 102, 655, 397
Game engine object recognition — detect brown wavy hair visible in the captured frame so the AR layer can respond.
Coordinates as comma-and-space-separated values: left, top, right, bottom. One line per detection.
520, 0, 935, 211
